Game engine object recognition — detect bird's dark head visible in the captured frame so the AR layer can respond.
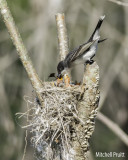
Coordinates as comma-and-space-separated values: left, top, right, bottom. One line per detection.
57, 61, 65, 78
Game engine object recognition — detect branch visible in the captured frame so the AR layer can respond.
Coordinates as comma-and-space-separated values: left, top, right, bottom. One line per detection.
108, 0, 128, 7
0, 0, 43, 105
55, 13, 71, 85
98, 112, 128, 146
72, 62, 100, 159
55, 13, 69, 61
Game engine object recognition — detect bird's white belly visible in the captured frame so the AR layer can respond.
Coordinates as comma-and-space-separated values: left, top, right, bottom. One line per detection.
83, 49, 96, 61
71, 49, 96, 66
71, 46, 97, 67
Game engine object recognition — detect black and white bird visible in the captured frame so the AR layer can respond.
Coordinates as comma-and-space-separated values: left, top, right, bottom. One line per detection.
49, 15, 106, 79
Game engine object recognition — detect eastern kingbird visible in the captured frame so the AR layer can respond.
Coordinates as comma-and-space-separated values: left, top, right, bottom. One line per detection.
49, 15, 106, 79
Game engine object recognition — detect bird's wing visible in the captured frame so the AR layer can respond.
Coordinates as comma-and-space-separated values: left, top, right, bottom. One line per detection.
65, 38, 98, 64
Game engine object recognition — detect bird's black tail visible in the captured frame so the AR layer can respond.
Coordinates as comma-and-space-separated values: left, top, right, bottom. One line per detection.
88, 15, 105, 42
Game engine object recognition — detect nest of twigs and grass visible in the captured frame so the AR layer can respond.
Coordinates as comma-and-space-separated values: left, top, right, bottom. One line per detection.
17, 82, 83, 160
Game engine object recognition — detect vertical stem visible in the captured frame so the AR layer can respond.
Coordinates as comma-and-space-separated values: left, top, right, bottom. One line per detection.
72, 62, 100, 159
55, 13, 69, 61
0, 0, 43, 105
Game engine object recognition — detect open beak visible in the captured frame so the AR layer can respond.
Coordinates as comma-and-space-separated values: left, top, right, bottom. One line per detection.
57, 74, 63, 79
48, 73, 56, 79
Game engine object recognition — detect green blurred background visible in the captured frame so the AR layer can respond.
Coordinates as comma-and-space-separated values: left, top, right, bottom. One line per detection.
0, 0, 128, 160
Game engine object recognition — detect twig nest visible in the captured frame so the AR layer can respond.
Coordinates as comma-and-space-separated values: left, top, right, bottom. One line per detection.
26, 82, 82, 159
17, 62, 100, 160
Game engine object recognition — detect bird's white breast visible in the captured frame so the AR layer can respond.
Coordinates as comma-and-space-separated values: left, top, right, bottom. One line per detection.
71, 41, 98, 67
71, 47, 96, 66
83, 47, 96, 61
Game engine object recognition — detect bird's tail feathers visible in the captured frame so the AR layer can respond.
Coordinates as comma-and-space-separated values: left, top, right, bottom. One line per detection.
88, 15, 105, 42
100, 15, 105, 21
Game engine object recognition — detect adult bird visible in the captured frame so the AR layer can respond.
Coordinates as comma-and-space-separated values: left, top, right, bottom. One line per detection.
49, 15, 106, 79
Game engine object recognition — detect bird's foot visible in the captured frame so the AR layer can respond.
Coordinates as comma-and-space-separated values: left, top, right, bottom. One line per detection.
86, 59, 94, 65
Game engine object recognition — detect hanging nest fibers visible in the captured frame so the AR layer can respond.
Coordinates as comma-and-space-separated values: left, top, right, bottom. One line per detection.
17, 81, 84, 160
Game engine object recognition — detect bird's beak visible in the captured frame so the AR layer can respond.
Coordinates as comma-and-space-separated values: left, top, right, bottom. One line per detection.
57, 74, 62, 79
48, 73, 56, 79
